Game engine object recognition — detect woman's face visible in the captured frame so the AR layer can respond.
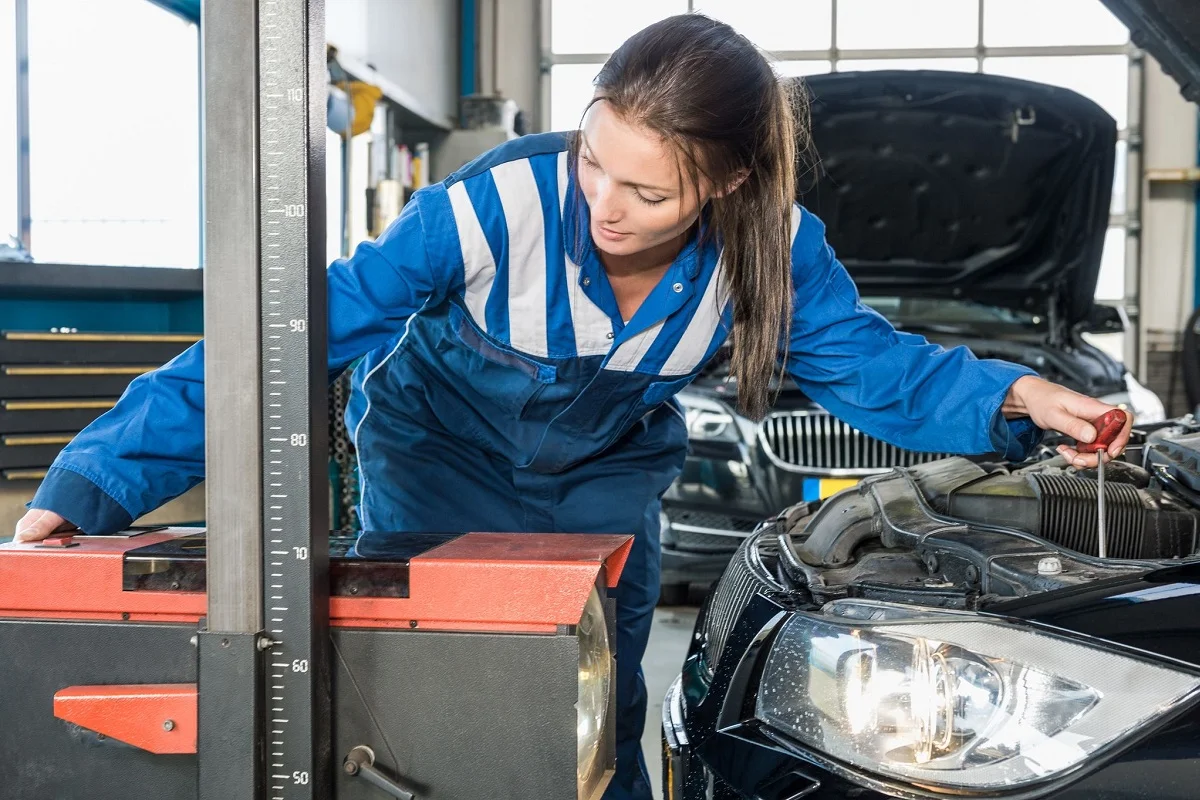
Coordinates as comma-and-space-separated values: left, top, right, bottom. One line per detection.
577, 99, 709, 258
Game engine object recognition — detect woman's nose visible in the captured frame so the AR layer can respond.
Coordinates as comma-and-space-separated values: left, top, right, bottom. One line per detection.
592, 177, 624, 223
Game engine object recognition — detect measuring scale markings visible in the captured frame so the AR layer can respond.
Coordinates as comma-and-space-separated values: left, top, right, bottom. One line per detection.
258, 0, 325, 797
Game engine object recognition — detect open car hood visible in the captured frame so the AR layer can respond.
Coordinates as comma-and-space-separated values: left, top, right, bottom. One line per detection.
799, 70, 1116, 326
1101, 0, 1200, 101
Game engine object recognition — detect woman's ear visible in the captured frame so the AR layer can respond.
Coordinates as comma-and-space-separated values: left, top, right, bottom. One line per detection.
714, 168, 751, 198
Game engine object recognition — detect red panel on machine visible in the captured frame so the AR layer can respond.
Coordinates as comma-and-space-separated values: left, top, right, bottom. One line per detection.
53, 683, 198, 754
0, 530, 633, 633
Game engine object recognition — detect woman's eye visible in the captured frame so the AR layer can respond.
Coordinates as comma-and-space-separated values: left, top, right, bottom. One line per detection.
581, 154, 599, 169
636, 192, 666, 206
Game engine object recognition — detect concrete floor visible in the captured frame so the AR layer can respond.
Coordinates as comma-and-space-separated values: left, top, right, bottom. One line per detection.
640, 598, 703, 800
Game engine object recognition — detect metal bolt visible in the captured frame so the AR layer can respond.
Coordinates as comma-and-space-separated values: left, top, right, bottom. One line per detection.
408, 620, 418, 629
344, 760, 359, 775
170, 581, 181, 590
221, 638, 230, 648
163, 720, 175, 732
965, 565, 980, 583
1038, 557, 1063, 576
256, 636, 279, 651
121, 612, 130, 620
189, 635, 198, 647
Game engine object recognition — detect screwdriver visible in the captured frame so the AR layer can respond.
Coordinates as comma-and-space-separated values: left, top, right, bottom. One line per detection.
1075, 408, 1129, 559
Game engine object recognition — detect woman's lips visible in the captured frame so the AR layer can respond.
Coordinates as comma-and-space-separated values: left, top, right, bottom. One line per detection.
596, 224, 630, 241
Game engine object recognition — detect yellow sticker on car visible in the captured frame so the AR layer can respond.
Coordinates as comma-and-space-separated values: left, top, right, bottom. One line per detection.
819, 478, 859, 498
803, 477, 860, 501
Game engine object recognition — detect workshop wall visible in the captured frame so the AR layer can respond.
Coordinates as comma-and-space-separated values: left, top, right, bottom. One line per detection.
325, 0, 459, 130
1139, 56, 1197, 414
477, 0, 543, 132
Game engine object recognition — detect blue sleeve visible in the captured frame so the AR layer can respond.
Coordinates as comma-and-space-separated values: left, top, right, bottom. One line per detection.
784, 206, 1043, 460
30, 185, 460, 535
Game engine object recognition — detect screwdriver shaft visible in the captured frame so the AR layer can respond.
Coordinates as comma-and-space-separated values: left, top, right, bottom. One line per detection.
1097, 451, 1107, 559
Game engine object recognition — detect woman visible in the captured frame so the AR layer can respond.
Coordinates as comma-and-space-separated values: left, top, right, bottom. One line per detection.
14, 14, 1128, 800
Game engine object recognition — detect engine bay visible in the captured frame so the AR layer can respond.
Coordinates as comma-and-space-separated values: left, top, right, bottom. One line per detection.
768, 418, 1200, 610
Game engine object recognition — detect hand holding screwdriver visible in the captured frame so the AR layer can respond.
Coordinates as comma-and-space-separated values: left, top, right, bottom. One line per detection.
1072, 408, 1128, 559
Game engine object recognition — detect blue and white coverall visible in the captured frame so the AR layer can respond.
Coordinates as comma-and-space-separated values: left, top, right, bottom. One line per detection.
30, 132, 1041, 800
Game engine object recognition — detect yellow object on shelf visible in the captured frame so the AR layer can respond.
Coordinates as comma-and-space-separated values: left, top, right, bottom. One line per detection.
335, 79, 383, 138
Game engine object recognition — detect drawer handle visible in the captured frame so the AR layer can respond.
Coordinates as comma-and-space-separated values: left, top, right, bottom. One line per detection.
3, 434, 74, 446
4, 332, 200, 343
2, 400, 118, 411
3, 469, 48, 481
3, 366, 155, 376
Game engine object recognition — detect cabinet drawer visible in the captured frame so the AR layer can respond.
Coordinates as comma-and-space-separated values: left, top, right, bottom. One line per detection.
0, 433, 71, 469
0, 365, 154, 398
0, 331, 199, 364
0, 399, 115, 434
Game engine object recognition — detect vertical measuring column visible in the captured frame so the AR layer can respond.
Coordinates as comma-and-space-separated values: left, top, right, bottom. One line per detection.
259, 0, 330, 798
200, 0, 265, 795
200, 0, 328, 798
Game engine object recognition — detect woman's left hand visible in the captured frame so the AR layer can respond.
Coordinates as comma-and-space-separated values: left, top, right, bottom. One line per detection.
1003, 375, 1133, 468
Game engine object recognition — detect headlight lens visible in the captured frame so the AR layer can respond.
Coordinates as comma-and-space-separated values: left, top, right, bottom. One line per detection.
1099, 375, 1166, 425
756, 601, 1200, 792
577, 587, 613, 800
1124, 374, 1167, 424
677, 391, 739, 442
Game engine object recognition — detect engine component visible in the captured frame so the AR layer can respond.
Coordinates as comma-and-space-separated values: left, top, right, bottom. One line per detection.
946, 471, 1196, 559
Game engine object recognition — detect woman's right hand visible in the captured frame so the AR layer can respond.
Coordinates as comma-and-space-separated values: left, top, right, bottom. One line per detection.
12, 509, 75, 543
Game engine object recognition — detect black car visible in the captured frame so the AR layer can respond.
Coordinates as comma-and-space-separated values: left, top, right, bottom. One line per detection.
658, 67, 1166, 603
662, 415, 1200, 799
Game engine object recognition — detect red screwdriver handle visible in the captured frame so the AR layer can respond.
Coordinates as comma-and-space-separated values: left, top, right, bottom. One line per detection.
1077, 408, 1128, 454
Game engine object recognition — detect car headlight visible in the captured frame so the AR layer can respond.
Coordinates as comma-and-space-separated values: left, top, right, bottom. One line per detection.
577, 586, 614, 800
1099, 375, 1166, 425
1124, 373, 1166, 424
676, 391, 739, 442
755, 600, 1200, 793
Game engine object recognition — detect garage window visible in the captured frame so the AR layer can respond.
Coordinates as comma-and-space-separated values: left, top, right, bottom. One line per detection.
22, 0, 200, 268
544, 0, 1137, 306
0, 0, 17, 248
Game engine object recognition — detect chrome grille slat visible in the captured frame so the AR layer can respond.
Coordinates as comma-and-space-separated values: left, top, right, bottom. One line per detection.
759, 411, 949, 470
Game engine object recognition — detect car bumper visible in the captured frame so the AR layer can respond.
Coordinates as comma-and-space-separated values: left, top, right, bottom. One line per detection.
660, 676, 689, 800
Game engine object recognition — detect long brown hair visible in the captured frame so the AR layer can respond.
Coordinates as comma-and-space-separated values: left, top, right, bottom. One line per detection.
569, 13, 813, 419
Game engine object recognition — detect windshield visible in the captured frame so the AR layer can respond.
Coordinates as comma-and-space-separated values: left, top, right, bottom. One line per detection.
862, 296, 1043, 329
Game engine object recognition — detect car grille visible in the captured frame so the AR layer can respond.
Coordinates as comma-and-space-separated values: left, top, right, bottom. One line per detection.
759, 411, 950, 470
671, 528, 742, 551
701, 534, 781, 672
670, 509, 762, 534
